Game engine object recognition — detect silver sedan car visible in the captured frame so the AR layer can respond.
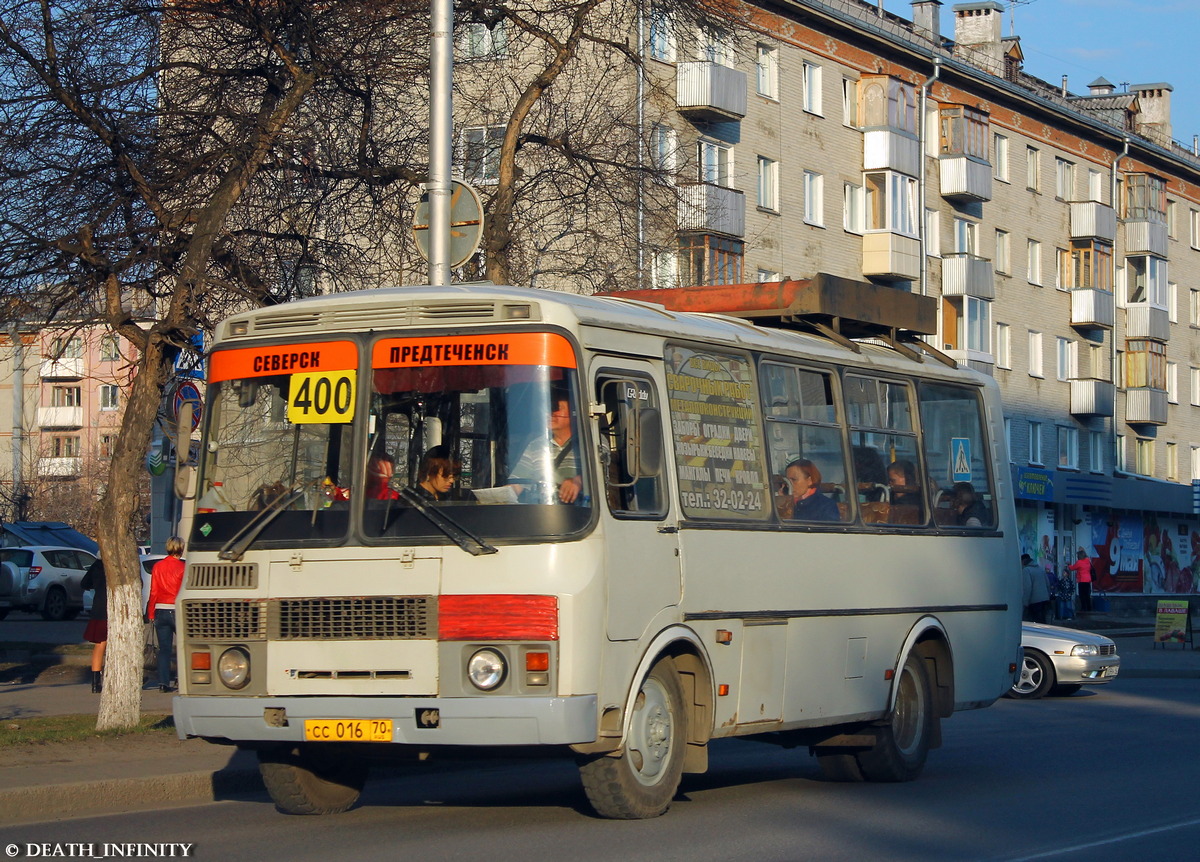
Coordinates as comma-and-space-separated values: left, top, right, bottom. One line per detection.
1008, 622, 1120, 699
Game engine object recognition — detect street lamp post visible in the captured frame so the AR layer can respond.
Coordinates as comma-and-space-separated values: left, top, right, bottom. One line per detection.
428, 0, 454, 286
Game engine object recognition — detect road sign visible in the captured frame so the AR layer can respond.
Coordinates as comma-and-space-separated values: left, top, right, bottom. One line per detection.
412, 180, 485, 268
171, 380, 203, 431
951, 437, 972, 482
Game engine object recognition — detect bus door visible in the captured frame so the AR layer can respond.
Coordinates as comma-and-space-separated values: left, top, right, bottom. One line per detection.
593, 367, 679, 641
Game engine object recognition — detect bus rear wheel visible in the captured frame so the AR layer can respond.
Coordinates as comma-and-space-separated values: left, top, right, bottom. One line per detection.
854, 653, 934, 782
579, 657, 686, 819
258, 744, 368, 815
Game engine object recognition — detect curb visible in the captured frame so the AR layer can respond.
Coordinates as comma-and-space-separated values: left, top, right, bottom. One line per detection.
0, 764, 264, 826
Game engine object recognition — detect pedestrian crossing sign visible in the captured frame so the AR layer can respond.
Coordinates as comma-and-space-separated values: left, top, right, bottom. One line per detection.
951, 438, 972, 482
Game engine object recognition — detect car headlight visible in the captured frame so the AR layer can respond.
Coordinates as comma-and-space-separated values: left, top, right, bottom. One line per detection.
1071, 644, 1100, 657
217, 647, 251, 689
467, 648, 506, 691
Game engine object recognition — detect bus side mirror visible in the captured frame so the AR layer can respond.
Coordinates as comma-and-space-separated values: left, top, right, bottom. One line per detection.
631, 407, 662, 477
174, 403, 196, 500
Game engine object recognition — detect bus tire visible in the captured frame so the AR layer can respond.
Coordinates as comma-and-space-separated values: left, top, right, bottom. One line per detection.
258, 745, 367, 815
579, 657, 686, 819
855, 653, 934, 782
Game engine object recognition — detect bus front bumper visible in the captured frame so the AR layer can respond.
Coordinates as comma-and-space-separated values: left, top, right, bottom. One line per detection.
173, 694, 598, 746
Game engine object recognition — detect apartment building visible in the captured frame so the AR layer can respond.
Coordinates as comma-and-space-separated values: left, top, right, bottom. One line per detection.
593, 0, 1200, 603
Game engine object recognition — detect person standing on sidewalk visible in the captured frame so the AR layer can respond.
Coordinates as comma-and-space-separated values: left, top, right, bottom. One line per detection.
1067, 548, 1094, 614
81, 558, 107, 693
1022, 554, 1050, 622
147, 537, 185, 693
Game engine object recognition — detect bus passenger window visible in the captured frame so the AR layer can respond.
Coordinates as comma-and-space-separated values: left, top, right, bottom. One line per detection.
846, 376, 926, 527
918, 383, 995, 528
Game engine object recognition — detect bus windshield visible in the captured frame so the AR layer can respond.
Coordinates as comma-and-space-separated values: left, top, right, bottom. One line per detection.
188, 332, 592, 550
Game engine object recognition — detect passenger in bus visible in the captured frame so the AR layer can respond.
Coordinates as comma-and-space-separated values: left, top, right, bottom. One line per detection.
785, 458, 840, 522
951, 481, 989, 527
887, 460, 923, 525
413, 445, 460, 502
853, 446, 888, 502
366, 452, 401, 500
507, 394, 582, 503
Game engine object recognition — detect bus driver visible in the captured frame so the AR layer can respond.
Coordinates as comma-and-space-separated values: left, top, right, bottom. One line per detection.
507, 393, 582, 503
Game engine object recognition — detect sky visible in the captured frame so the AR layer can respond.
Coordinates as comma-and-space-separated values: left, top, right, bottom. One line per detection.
882, 0, 1200, 149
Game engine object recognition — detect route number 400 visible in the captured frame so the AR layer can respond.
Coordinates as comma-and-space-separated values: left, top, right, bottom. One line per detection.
286, 370, 357, 424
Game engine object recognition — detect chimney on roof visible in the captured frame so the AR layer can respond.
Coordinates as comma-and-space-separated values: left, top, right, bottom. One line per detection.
912, 0, 943, 41
1130, 82, 1173, 145
953, 2, 1005, 73
1089, 77, 1115, 96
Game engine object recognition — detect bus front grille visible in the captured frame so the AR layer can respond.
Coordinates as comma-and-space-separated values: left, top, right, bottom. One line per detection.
183, 599, 268, 641
188, 563, 258, 590
183, 596, 435, 641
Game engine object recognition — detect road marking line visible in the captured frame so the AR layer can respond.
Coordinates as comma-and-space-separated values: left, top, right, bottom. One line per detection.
1005, 817, 1200, 860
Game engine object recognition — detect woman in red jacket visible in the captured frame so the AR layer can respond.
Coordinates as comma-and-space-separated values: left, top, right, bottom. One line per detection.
1067, 548, 1094, 614
148, 536, 185, 692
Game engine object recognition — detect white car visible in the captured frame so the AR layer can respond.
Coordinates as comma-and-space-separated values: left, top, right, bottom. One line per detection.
1008, 622, 1120, 699
0, 546, 98, 621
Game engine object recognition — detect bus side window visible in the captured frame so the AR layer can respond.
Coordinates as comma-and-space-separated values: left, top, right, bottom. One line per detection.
918, 382, 995, 528
596, 376, 665, 517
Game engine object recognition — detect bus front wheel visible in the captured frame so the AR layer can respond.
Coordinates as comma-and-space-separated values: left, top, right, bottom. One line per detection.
855, 652, 935, 782
579, 657, 686, 819
258, 744, 368, 815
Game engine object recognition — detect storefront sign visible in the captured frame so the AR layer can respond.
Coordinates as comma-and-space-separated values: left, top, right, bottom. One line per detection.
1015, 468, 1054, 501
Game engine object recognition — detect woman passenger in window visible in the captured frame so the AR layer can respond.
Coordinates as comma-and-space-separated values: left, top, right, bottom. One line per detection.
887, 460, 920, 507
413, 445, 460, 503
785, 458, 840, 522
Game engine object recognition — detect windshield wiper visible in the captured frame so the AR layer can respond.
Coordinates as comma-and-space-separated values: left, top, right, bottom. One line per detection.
218, 484, 307, 562
396, 487, 498, 556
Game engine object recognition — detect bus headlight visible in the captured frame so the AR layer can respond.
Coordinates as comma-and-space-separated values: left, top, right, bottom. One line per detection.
217, 647, 251, 690
467, 648, 506, 691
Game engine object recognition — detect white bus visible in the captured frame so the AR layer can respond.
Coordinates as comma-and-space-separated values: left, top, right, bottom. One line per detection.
173, 282, 1021, 819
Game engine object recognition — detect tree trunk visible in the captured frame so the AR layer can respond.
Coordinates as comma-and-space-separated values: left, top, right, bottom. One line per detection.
95, 339, 170, 730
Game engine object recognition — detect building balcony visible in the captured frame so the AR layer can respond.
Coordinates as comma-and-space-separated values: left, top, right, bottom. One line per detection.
37, 406, 83, 429
39, 358, 83, 379
1124, 219, 1168, 256
940, 253, 994, 299
1070, 202, 1117, 242
1070, 288, 1115, 329
862, 232, 921, 281
38, 457, 82, 478
938, 156, 992, 202
944, 349, 994, 377
676, 61, 747, 122
678, 183, 745, 237
1125, 304, 1170, 341
1125, 387, 1168, 425
862, 129, 920, 177
1070, 378, 1115, 417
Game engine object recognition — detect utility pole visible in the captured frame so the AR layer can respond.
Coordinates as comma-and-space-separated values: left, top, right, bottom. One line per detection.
428, 0, 454, 286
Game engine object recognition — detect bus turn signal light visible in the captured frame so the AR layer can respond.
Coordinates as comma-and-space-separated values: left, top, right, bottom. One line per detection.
525, 651, 550, 672
191, 652, 212, 670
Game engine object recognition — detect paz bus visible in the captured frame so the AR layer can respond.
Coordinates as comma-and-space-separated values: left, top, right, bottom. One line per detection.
172, 281, 1021, 819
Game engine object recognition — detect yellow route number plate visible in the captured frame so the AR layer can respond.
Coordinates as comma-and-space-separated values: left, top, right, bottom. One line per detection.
304, 719, 393, 742
287, 370, 356, 424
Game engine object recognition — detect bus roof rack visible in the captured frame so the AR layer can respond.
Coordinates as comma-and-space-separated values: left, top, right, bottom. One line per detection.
598, 274, 956, 367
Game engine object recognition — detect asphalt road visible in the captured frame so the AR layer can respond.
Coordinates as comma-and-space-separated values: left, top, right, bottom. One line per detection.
2, 677, 1197, 861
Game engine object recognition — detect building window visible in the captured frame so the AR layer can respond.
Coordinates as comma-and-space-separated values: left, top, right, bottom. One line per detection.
100, 384, 120, 410
100, 336, 121, 362
803, 171, 824, 226
1089, 432, 1105, 473
1167, 442, 1179, 481
1127, 255, 1167, 306
939, 106, 988, 159
1027, 239, 1041, 285
755, 44, 778, 99
1056, 337, 1076, 381
49, 336, 82, 360
995, 322, 1011, 368
844, 183, 864, 233
697, 139, 732, 187
650, 124, 676, 174
1167, 200, 1177, 238
1055, 248, 1070, 290
1126, 339, 1167, 389
51, 386, 81, 407
1070, 240, 1112, 290
842, 78, 858, 127
943, 296, 991, 353
1192, 446, 1200, 481
678, 234, 743, 286
52, 436, 79, 458
1125, 173, 1167, 223
1168, 362, 1179, 403
802, 61, 823, 115
925, 209, 940, 256
1055, 157, 1074, 200
1026, 146, 1040, 191
757, 268, 780, 282
459, 21, 507, 59
1135, 438, 1154, 476
1191, 368, 1200, 406
461, 126, 505, 184
864, 171, 918, 236
1089, 344, 1107, 381
953, 218, 978, 255
100, 435, 115, 460
1115, 434, 1127, 471
1088, 169, 1103, 203
1057, 427, 1079, 469
648, 5, 675, 61
1191, 289, 1200, 327
757, 156, 779, 211
858, 76, 917, 134
1169, 283, 1179, 322
1028, 330, 1043, 377
698, 25, 733, 66
994, 229, 1010, 273
993, 133, 1009, 181
1029, 421, 1043, 465
1191, 209, 1200, 249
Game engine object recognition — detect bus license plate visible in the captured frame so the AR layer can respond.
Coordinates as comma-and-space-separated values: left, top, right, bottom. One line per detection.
304, 719, 393, 742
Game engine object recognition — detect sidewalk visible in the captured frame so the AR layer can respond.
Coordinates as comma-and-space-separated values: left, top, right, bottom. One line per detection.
2, 620, 1199, 825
